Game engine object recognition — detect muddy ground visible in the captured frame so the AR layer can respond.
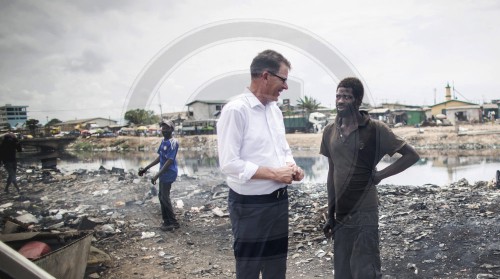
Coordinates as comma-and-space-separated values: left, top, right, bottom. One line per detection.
1, 124, 500, 279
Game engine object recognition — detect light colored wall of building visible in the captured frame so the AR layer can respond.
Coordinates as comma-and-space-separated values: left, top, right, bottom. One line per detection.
0, 105, 28, 127
190, 102, 223, 120
431, 100, 474, 116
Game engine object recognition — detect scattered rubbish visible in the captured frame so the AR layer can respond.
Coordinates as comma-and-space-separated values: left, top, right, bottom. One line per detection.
175, 199, 184, 209
211, 207, 225, 217
18, 241, 52, 259
407, 263, 418, 274
1, 158, 499, 278
141, 232, 156, 239
15, 213, 39, 224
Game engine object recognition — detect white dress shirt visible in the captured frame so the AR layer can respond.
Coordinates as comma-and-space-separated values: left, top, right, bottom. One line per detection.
217, 88, 296, 195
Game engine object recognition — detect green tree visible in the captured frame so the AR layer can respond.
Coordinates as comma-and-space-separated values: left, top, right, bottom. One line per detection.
45, 118, 62, 127
296, 96, 321, 113
124, 109, 159, 125
25, 119, 40, 136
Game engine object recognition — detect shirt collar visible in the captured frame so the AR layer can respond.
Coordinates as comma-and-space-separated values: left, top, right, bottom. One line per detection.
243, 87, 272, 109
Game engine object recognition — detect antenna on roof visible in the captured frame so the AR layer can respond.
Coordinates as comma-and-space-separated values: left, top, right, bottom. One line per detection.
158, 90, 163, 119
452, 81, 455, 99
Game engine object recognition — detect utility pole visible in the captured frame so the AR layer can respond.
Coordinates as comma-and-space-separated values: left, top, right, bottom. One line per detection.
158, 91, 163, 120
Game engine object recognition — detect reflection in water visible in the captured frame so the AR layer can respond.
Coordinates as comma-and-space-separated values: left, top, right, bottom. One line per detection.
17, 150, 500, 187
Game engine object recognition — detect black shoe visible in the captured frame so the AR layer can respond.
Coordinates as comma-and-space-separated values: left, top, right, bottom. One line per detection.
160, 223, 180, 231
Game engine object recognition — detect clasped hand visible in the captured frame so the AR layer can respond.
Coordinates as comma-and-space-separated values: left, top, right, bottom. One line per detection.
276, 163, 304, 184
323, 221, 335, 239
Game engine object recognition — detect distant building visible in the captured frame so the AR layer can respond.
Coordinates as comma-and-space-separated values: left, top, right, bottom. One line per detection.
368, 108, 391, 123
0, 104, 28, 128
404, 109, 426, 126
445, 105, 482, 124
185, 100, 226, 120
368, 105, 426, 126
428, 83, 476, 118
54, 117, 118, 132
379, 103, 421, 110
482, 103, 499, 121
161, 111, 190, 122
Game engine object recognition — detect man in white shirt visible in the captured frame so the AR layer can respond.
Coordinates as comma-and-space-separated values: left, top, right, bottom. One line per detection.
217, 49, 304, 279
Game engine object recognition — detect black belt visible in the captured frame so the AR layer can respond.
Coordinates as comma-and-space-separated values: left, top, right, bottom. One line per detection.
229, 187, 288, 204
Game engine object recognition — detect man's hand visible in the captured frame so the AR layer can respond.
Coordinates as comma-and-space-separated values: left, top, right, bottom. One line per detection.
138, 167, 148, 177
274, 165, 296, 184
323, 220, 335, 239
151, 174, 159, 185
286, 162, 305, 182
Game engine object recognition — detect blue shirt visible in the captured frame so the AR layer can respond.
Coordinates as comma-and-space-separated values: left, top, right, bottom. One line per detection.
157, 138, 179, 183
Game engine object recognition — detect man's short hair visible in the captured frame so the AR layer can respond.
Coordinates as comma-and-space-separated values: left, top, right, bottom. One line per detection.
337, 77, 364, 103
250, 49, 291, 79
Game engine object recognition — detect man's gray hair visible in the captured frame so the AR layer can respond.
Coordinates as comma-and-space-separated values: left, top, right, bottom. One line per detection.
250, 49, 291, 79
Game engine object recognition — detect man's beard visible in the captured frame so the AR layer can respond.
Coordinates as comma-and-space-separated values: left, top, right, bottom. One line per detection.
336, 103, 357, 118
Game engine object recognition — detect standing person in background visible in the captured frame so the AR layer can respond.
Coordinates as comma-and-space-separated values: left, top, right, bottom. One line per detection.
217, 49, 304, 279
0, 133, 22, 194
320, 77, 420, 278
138, 120, 180, 232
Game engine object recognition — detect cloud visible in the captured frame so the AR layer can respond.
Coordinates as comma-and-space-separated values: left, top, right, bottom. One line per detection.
65, 49, 108, 73
0, 0, 499, 124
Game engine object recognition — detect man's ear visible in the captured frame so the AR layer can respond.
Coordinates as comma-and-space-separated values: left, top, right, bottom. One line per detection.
355, 99, 363, 109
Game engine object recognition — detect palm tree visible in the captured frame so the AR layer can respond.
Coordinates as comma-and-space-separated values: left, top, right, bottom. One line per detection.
296, 96, 321, 113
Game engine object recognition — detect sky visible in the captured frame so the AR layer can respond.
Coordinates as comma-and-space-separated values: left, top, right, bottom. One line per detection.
1, 0, 499, 125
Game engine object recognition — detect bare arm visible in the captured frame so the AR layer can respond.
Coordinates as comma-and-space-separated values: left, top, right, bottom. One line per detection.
373, 144, 420, 185
252, 161, 304, 184
323, 157, 336, 238
326, 158, 335, 222
138, 156, 160, 176
252, 165, 296, 184
151, 158, 173, 184
144, 156, 160, 171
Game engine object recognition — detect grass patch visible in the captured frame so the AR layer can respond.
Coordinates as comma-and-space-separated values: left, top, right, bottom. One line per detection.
73, 142, 93, 151
110, 139, 127, 147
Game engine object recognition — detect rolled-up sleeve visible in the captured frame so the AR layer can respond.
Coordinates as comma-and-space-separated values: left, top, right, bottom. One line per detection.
217, 105, 258, 182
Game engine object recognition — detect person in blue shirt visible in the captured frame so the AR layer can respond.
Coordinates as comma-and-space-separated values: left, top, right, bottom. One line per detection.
139, 120, 180, 231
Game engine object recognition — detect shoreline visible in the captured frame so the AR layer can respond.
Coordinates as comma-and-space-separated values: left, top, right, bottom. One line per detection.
66, 124, 500, 157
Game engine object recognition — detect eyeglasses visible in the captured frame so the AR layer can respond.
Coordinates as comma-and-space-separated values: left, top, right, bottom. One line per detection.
336, 94, 354, 101
268, 72, 287, 83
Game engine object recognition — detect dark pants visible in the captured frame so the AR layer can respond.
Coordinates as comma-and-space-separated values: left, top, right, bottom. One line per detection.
228, 188, 289, 279
4, 162, 19, 192
334, 210, 382, 279
158, 181, 178, 225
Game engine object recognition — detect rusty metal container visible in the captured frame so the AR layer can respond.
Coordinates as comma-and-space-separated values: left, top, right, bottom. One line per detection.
0, 231, 92, 279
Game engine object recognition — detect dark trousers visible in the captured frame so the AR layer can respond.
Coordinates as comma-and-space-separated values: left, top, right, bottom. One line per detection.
334, 210, 382, 279
4, 162, 19, 192
158, 181, 178, 225
228, 188, 289, 279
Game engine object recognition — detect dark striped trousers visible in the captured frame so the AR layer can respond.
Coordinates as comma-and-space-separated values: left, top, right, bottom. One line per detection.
228, 187, 289, 279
